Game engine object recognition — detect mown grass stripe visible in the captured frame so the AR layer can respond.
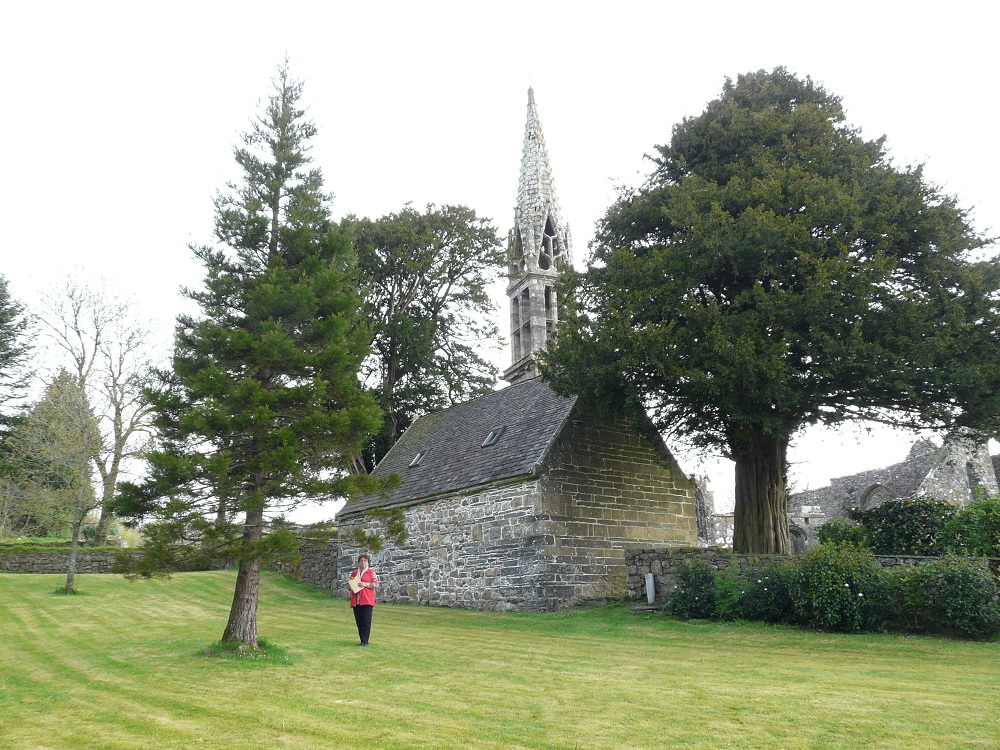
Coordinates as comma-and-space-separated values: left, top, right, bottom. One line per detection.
2, 571, 999, 749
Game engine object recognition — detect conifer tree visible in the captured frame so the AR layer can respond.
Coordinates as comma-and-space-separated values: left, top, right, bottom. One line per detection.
119, 65, 385, 647
543, 69, 1000, 554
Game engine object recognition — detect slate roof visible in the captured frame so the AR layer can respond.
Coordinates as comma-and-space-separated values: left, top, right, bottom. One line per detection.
341, 377, 577, 516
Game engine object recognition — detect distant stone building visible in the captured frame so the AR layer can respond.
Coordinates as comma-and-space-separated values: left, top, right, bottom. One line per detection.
694, 477, 734, 548
788, 432, 997, 545
337, 90, 698, 610
695, 432, 998, 550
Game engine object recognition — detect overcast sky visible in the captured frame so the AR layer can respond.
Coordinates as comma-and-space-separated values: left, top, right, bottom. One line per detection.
3, 1, 997, 519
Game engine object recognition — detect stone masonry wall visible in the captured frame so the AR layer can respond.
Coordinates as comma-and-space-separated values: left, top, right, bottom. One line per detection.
539, 412, 698, 605
275, 540, 340, 593
338, 479, 548, 610
0, 550, 133, 574
627, 547, 1000, 604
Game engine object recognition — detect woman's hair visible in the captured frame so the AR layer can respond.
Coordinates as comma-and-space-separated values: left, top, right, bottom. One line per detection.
358, 553, 370, 564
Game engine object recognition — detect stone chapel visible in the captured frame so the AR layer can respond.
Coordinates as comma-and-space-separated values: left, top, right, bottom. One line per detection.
337, 90, 698, 611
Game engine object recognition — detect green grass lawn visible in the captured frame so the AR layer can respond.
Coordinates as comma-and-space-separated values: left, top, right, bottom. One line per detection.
1, 571, 998, 749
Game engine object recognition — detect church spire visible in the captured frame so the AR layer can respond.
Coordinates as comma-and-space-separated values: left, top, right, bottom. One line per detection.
503, 89, 572, 385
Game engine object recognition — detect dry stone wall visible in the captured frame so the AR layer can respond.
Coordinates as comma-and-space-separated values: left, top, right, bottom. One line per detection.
275, 540, 340, 593
0, 550, 134, 574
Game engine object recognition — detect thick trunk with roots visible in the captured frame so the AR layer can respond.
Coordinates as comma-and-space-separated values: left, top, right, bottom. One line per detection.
732, 431, 790, 555
221, 504, 264, 648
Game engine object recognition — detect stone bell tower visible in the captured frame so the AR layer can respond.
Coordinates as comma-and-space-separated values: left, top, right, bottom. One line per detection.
502, 88, 573, 385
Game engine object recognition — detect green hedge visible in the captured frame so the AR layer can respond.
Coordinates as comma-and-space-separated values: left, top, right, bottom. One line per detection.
668, 547, 1000, 639
819, 496, 1000, 558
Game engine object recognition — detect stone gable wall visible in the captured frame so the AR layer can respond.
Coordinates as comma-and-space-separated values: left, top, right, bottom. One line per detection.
338, 479, 549, 610
627, 547, 1000, 603
538, 412, 698, 603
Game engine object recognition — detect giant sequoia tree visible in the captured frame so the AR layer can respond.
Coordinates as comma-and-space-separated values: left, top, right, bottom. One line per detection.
543, 69, 1000, 554
119, 66, 386, 647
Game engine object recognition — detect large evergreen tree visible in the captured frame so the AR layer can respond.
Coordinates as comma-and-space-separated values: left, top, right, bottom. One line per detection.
0, 274, 33, 418
119, 65, 385, 647
543, 69, 1000, 554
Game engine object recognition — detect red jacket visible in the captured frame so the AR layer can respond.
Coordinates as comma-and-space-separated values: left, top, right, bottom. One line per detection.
350, 567, 378, 607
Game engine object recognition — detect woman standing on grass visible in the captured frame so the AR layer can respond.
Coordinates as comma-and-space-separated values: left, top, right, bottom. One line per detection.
349, 553, 379, 646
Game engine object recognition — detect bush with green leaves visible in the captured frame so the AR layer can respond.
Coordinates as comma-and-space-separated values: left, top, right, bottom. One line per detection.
945, 496, 1000, 557
786, 545, 886, 632
847, 498, 955, 556
816, 518, 868, 548
739, 560, 796, 624
667, 559, 717, 619
884, 557, 1000, 639
712, 567, 742, 621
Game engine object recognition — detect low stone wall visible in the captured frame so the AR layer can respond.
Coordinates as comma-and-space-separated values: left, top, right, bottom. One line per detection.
0, 550, 134, 574
627, 547, 1000, 604
274, 539, 340, 594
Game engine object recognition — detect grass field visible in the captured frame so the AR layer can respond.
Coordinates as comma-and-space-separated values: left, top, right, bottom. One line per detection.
1, 571, 998, 749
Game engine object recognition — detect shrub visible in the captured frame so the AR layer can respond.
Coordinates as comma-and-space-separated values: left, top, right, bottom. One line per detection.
668, 559, 716, 619
817, 519, 868, 548
787, 545, 886, 632
945, 496, 1000, 557
848, 498, 955, 556
739, 560, 796, 624
885, 557, 1000, 639
713, 567, 743, 621
881, 566, 933, 633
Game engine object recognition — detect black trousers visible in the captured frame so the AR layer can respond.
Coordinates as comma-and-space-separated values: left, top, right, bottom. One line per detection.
353, 604, 374, 645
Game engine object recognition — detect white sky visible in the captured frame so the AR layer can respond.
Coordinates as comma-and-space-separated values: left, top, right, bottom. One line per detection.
2, 1, 998, 519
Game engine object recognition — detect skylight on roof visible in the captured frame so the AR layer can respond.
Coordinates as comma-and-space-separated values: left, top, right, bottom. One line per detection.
409, 450, 428, 467
482, 426, 506, 448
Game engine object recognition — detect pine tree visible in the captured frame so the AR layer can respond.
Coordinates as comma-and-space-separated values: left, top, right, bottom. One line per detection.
120, 64, 385, 647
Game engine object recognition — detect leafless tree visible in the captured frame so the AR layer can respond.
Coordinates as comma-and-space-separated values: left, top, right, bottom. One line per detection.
40, 278, 156, 543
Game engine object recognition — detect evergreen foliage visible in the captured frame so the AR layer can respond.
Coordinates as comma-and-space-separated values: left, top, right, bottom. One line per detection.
944, 496, 1000, 557
737, 560, 795, 624
847, 498, 956, 556
0, 274, 33, 417
667, 547, 1000, 638
667, 559, 717, 619
116, 64, 391, 647
543, 68, 1000, 554
816, 518, 869, 547
883, 557, 1000, 639
786, 545, 885, 632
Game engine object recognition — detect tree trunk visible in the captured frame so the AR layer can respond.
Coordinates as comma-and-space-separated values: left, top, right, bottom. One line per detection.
66, 519, 81, 594
94, 462, 119, 544
731, 431, 790, 554
221, 504, 263, 648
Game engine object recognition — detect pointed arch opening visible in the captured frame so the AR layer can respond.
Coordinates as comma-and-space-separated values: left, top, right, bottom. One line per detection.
510, 228, 526, 275
539, 215, 556, 270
